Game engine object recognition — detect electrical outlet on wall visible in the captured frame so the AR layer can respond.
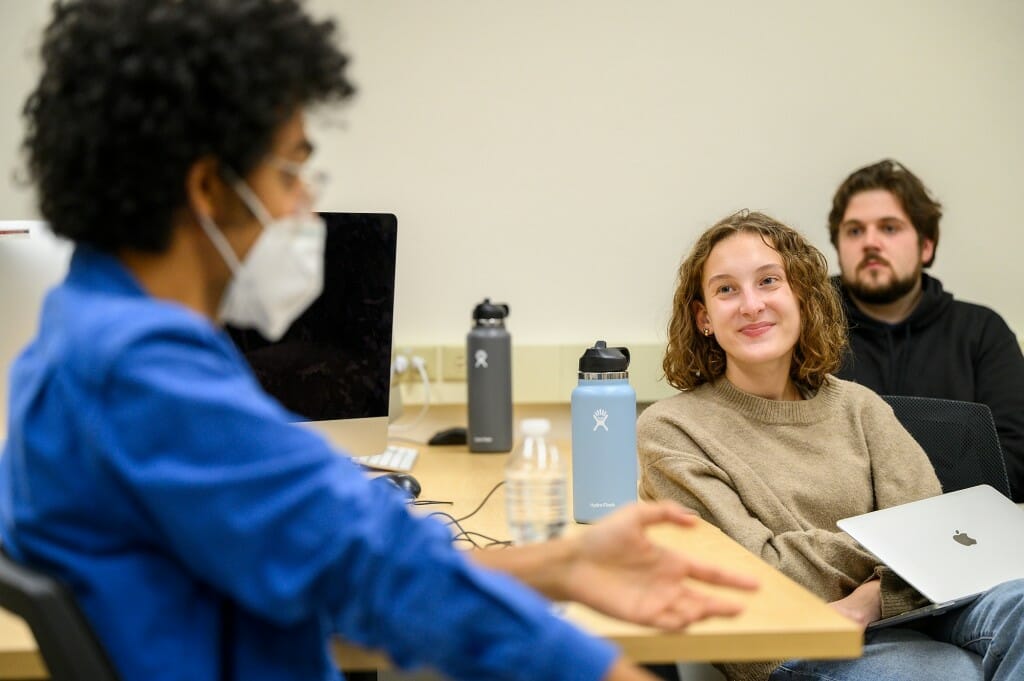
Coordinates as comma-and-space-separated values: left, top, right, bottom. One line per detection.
392, 346, 439, 382
441, 345, 467, 381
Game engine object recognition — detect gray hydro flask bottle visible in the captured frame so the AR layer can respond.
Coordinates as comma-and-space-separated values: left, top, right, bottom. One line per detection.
467, 298, 513, 452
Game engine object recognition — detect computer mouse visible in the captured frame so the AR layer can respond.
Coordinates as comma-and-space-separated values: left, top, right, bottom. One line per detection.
428, 426, 468, 446
378, 472, 422, 499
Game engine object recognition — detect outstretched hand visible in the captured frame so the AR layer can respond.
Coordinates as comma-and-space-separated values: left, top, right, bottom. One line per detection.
562, 501, 759, 630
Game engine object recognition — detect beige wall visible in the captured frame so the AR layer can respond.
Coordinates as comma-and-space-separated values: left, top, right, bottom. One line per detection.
308, 0, 1024, 345
1, 1, 1023, 419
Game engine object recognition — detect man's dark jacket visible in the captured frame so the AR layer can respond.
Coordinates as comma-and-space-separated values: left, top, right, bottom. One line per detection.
834, 273, 1024, 501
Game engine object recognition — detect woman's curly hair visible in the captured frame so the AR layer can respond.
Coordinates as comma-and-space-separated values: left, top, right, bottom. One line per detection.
663, 210, 847, 392
23, 0, 355, 253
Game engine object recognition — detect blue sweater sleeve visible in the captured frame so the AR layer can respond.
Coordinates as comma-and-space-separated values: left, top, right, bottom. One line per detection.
94, 327, 616, 681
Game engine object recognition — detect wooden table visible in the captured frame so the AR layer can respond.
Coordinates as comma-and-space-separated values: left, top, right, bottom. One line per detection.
0, 405, 862, 678
333, 405, 861, 668
0, 610, 40, 679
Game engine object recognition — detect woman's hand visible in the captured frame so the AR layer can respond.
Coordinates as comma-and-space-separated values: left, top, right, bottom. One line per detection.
829, 578, 881, 629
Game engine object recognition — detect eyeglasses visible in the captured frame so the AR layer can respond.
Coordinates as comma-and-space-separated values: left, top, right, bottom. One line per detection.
267, 156, 328, 204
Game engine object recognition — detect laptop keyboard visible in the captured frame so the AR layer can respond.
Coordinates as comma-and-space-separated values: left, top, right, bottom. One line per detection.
354, 444, 419, 472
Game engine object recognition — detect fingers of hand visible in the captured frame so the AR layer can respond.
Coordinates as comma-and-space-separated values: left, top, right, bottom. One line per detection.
646, 589, 746, 630
627, 500, 698, 529
685, 558, 760, 590
656, 500, 699, 526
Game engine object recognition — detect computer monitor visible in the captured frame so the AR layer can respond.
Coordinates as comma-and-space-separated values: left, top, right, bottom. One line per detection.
226, 212, 397, 456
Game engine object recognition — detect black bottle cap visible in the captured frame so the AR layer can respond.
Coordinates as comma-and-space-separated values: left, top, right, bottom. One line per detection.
472, 298, 510, 321
578, 340, 630, 372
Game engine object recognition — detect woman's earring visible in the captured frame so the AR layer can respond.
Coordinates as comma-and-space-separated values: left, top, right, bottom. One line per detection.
703, 327, 712, 337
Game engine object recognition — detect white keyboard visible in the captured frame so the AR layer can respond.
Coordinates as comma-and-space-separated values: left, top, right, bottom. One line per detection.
354, 445, 419, 472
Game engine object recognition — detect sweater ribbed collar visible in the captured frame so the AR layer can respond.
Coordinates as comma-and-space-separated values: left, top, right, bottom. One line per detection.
709, 376, 843, 425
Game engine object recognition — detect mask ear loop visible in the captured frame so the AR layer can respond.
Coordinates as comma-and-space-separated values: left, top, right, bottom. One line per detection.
193, 165, 259, 274
222, 166, 276, 226
195, 211, 244, 275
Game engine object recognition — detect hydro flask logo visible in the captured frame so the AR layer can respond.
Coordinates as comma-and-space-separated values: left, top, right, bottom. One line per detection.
474, 349, 488, 368
592, 409, 609, 432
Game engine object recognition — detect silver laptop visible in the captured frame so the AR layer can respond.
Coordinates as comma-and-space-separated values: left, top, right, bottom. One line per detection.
837, 485, 1024, 629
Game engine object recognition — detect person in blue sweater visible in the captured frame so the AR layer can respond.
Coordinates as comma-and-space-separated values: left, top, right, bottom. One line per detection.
0, 2, 756, 681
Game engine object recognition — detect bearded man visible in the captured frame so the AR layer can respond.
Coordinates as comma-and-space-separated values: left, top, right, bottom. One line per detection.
829, 159, 1024, 501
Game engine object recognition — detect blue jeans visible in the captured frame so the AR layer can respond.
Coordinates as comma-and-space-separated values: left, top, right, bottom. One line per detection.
769, 579, 1024, 681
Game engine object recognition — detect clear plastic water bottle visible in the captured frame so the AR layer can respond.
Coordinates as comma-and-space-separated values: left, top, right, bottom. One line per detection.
504, 418, 568, 545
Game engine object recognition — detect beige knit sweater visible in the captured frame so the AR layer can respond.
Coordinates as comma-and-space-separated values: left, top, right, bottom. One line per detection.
637, 376, 943, 681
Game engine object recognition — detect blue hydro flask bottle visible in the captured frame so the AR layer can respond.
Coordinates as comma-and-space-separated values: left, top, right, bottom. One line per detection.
571, 340, 638, 523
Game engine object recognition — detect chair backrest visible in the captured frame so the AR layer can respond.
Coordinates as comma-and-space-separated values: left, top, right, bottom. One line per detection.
881, 395, 1012, 498
0, 549, 120, 681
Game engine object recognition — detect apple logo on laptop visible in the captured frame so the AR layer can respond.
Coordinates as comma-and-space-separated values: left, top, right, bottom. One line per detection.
953, 530, 977, 547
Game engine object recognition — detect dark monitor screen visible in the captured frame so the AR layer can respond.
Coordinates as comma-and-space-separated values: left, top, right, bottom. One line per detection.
226, 212, 397, 454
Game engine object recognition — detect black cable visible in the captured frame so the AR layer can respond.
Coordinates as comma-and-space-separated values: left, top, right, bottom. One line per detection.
426, 511, 482, 548
453, 480, 505, 523
458, 532, 512, 549
423, 480, 513, 549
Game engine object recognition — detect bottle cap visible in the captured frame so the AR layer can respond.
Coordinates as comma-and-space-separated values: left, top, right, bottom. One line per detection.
520, 418, 551, 437
473, 298, 510, 321
578, 340, 630, 372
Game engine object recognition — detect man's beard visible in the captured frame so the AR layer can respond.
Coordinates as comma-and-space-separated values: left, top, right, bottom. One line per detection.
842, 263, 921, 305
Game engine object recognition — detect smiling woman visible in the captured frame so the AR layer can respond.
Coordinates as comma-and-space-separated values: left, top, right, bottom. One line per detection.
661, 211, 845, 398
637, 210, 1024, 681
694, 232, 803, 401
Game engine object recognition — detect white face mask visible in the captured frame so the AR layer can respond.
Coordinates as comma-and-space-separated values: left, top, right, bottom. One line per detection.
197, 177, 326, 341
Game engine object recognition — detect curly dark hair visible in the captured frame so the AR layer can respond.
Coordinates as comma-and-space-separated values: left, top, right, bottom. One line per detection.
23, 0, 355, 253
827, 159, 943, 267
664, 211, 847, 392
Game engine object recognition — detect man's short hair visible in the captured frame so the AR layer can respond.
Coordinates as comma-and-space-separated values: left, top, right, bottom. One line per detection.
827, 159, 943, 267
24, 0, 355, 253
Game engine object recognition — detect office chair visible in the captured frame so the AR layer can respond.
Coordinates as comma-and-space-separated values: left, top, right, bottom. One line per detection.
881, 395, 1012, 498
0, 548, 120, 681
